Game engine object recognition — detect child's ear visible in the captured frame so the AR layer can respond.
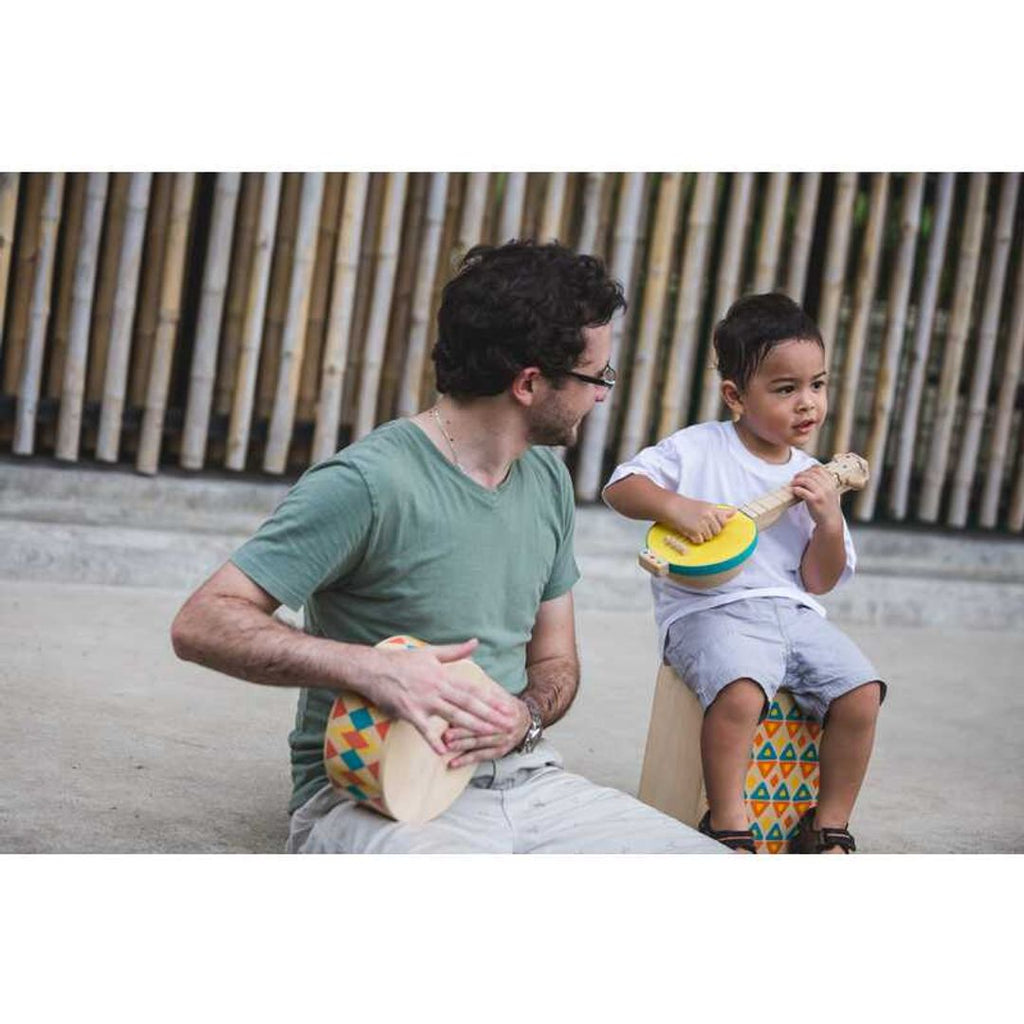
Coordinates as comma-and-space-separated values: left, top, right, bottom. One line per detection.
721, 379, 743, 421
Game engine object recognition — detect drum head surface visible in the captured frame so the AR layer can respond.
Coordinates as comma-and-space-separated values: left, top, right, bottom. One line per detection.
646, 511, 757, 577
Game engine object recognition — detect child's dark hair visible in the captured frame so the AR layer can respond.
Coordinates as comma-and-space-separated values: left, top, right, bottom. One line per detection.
433, 240, 626, 398
713, 293, 824, 392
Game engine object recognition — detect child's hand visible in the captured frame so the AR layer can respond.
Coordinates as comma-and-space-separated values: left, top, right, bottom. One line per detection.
791, 466, 843, 530
667, 496, 735, 544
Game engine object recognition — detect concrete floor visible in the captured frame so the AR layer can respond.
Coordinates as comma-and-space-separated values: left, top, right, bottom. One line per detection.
2, 578, 1022, 853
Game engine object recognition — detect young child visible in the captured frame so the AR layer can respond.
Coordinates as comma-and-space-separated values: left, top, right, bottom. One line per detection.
603, 293, 885, 853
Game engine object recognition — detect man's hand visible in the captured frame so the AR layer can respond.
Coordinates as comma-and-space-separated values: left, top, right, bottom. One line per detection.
364, 640, 521, 756
442, 696, 531, 768
667, 495, 735, 545
791, 465, 843, 530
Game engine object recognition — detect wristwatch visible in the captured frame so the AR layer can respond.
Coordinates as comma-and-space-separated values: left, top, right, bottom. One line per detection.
516, 696, 543, 754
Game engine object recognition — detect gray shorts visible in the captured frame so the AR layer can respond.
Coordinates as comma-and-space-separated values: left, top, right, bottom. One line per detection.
664, 598, 885, 722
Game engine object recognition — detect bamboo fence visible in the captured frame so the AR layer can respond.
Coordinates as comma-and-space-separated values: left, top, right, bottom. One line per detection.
1, 171, 1022, 535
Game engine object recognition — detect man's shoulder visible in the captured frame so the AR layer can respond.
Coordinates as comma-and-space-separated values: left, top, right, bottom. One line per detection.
310, 420, 422, 478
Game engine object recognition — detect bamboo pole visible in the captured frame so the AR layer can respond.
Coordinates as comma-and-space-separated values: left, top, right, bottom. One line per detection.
397, 173, 449, 419
498, 172, 527, 242
126, 172, 173, 409
854, 173, 925, 521
456, 173, 488, 253
3, 173, 44, 395
520, 173, 545, 241
818, 172, 859, 361
96, 172, 153, 462
85, 173, 129, 404
45, 173, 87, 400
214, 173, 261, 416
56, 173, 109, 462
980, 233, 1024, 527
575, 173, 646, 501
353, 172, 408, 440
658, 172, 719, 437
310, 173, 370, 463
417, 172, 466, 410
575, 173, 605, 255
918, 173, 989, 523
753, 172, 789, 292
785, 172, 821, 304
1011, 448, 1024, 532
262, 174, 326, 474
180, 172, 242, 470
616, 173, 684, 462
13, 173, 64, 455
136, 173, 197, 475
297, 172, 344, 422
256, 173, 302, 419
889, 173, 955, 520
224, 173, 282, 472
378, 174, 426, 422
540, 172, 568, 241
830, 172, 890, 456
341, 173, 384, 428
948, 173, 1020, 527
696, 172, 754, 422
0, 172, 20, 360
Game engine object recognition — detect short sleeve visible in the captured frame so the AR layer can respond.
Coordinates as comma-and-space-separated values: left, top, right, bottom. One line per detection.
541, 458, 581, 602
230, 460, 375, 611
601, 432, 685, 501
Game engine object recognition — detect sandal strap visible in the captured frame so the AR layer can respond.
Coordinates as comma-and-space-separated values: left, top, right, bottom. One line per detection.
793, 809, 857, 853
816, 826, 856, 853
698, 810, 757, 853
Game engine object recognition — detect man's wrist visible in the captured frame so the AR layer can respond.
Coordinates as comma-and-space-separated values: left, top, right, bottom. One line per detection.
515, 695, 543, 753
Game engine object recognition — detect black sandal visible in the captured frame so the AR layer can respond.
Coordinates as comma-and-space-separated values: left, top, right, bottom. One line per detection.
698, 810, 757, 854
791, 807, 856, 854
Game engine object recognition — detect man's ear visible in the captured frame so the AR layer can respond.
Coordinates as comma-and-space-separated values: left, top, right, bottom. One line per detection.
721, 379, 743, 421
511, 367, 541, 406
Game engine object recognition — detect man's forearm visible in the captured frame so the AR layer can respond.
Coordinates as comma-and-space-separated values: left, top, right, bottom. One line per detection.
520, 654, 579, 727
172, 591, 370, 693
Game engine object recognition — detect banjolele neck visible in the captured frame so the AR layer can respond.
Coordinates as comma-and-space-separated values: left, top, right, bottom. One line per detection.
739, 452, 870, 531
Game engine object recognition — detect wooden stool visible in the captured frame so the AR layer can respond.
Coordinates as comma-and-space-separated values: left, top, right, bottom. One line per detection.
638, 664, 823, 854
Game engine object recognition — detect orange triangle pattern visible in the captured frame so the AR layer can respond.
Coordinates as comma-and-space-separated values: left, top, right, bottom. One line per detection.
746, 691, 822, 854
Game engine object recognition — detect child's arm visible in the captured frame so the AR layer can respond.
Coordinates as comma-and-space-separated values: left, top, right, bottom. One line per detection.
792, 465, 847, 594
604, 474, 734, 545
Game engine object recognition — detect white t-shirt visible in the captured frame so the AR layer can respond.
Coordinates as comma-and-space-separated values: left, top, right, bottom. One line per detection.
603, 420, 856, 654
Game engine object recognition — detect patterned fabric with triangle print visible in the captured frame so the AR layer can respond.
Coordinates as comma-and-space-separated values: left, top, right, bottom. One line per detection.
744, 690, 821, 853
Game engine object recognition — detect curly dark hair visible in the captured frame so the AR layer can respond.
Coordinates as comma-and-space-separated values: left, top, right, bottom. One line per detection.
432, 240, 626, 398
713, 292, 824, 392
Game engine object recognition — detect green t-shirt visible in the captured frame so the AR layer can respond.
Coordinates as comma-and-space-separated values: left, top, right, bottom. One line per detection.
230, 418, 581, 812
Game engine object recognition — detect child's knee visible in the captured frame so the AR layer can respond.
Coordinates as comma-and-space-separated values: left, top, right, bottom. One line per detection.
707, 678, 766, 724
827, 680, 883, 729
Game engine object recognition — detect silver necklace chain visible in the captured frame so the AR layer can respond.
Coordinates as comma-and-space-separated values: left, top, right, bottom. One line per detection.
430, 405, 463, 470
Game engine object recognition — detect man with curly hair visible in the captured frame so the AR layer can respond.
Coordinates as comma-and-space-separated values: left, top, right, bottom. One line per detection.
171, 241, 723, 854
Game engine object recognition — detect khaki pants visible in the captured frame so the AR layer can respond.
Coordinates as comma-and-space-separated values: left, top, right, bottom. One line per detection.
287, 739, 727, 854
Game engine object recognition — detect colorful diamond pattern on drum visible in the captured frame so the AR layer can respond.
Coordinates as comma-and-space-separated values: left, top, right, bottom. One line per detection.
744, 690, 821, 854
322, 635, 426, 816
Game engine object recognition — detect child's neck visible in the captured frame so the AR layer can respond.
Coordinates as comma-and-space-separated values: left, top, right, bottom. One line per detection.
732, 418, 792, 465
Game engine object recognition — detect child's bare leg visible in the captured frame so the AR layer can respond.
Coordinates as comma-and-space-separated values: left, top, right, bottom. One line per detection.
701, 678, 765, 836
815, 681, 882, 852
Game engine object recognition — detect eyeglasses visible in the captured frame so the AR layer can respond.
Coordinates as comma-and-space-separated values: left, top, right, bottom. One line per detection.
565, 364, 617, 389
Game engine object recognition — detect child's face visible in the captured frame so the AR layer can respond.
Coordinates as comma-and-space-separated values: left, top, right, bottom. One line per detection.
726, 338, 827, 458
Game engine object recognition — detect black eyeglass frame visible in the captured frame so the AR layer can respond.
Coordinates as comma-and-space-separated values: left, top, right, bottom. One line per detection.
564, 364, 617, 389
